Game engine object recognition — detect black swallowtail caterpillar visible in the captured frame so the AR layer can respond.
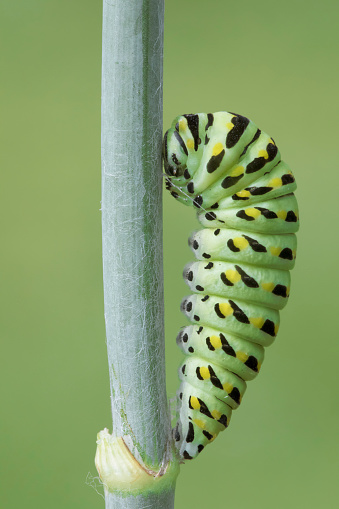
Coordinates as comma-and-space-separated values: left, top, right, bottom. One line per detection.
163, 111, 299, 461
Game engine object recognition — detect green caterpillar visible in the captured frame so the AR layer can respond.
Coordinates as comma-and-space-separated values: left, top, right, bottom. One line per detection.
163, 111, 299, 460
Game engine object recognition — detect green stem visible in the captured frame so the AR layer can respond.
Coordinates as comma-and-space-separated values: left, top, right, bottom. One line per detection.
100, 0, 177, 506
104, 491, 176, 509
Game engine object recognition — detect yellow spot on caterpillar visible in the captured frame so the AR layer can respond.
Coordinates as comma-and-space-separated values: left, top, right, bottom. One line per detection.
190, 396, 201, 410
178, 118, 186, 131
277, 210, 287, 220
274, 324, 279, 335
226, 122, 234, 130
270, 247, 281, 257
233, 237, 249, 250
269, 177, 283, 188
245, 208, 261, 219
199, 366, 210, 380
209, 433, 217, 442
258, 149, 269, 159
236, 190, 250, 198
250, 317, 265, 329
230, 165, 244, 177
286, 286, 290, 297
257, 361, 262, 372
218, 302, 233, 317
292, 249, 297, 259
236, 351, 248, 363
269, 138, 275, 145
186, 139, 194, 150
211, 409, 222, 420
212, 142, 224, 156
193, 418, 206, 430
262, 282, 275, 292
210, 335, 222, 349
225, 269, 241, 284
223, 382, 233, 394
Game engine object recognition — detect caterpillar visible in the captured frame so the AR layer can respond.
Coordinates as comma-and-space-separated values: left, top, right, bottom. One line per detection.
163, 111, 299, 461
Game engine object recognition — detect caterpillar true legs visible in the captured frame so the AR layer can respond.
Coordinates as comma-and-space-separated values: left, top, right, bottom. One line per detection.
163, 111, 299, 460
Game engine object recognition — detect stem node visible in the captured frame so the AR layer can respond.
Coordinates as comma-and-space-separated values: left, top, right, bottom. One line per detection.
95, 429, 179, 496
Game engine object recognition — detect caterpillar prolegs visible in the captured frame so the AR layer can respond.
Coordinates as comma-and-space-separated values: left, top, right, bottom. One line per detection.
163, 111, 299, 460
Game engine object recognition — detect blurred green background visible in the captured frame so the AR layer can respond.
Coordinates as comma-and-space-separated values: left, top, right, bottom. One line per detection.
1, 0, 338, 507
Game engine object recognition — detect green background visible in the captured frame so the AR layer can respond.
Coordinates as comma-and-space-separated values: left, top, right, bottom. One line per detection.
1, 0, 338, 507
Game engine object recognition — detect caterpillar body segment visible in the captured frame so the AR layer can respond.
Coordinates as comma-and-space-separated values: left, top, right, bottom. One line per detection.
179, 356, 247, 409
177, 325, 264, 382
197, 194, 299, 234
163, 111, 299, 460
188, 228, 297, 270
183, 260, 291, 310
181, 293, 280, 347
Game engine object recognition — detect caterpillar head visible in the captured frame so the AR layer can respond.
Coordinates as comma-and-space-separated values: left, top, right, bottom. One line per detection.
163, 113, 208, 178
163, 127, 189, 178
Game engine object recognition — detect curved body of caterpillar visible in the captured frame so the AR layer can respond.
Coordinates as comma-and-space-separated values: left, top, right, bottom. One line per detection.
163, 112, 299, 461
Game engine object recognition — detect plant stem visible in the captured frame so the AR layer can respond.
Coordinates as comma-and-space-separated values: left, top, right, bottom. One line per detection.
104, 490, 176, 509
101, 0, 176, 507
